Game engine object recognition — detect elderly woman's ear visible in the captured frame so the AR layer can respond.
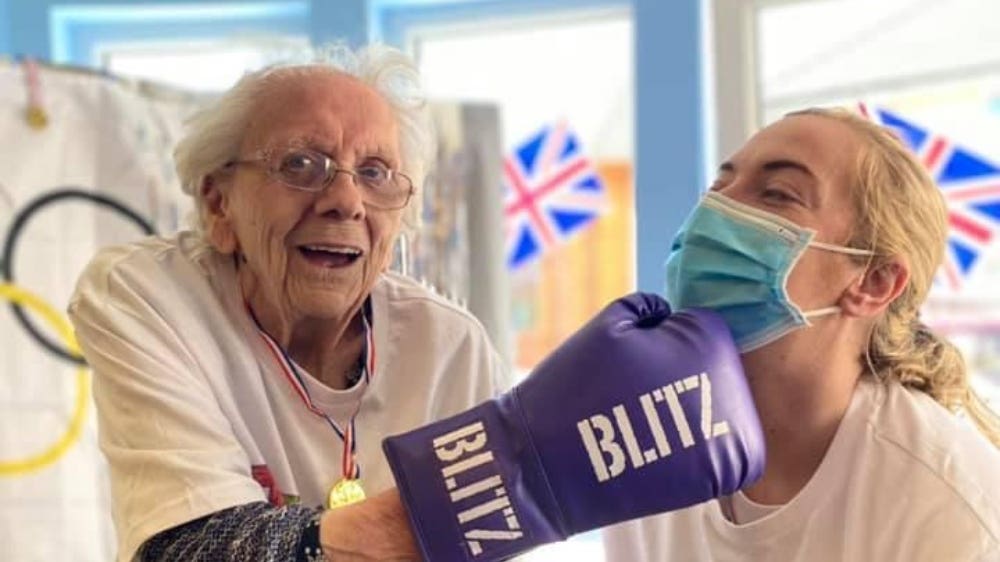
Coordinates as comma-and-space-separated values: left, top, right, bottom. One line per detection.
201, 173, 239, 255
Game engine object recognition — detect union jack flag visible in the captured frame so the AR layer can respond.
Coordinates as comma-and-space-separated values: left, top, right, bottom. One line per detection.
503, 121, 606, 270
860, 103, 1000, 290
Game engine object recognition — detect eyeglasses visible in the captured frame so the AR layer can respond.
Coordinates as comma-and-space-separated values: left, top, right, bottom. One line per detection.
227, 147, 414, 210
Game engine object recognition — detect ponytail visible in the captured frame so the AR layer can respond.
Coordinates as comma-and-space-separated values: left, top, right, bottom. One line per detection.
869, 313, 1000, 447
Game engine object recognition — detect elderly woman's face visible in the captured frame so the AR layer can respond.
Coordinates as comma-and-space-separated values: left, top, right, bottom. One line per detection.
210, 71, 405, 320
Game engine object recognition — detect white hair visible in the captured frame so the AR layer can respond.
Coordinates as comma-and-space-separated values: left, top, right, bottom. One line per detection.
173, 43, 435, 237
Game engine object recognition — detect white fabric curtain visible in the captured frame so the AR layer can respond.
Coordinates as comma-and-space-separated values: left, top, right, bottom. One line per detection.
0, 61, 199, 561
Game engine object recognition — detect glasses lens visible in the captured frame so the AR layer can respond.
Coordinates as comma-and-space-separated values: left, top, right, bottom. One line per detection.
277, 150, 327, 190
270, 149, 412, 208
356, 163, 390, 188
357, 164, 411, 209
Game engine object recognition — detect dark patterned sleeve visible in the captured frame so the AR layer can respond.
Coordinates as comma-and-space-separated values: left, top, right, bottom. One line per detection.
139, 502, 327, 562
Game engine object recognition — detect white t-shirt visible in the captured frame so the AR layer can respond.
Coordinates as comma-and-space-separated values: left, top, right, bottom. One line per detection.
603, 376, 1000, 561
68, 232, 510, 562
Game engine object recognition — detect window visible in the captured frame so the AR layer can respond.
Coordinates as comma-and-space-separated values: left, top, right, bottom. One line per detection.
416, 9, 635, 376
754, 0, 1000, 406
101, 37, 310, 92
414, 11, 633, 561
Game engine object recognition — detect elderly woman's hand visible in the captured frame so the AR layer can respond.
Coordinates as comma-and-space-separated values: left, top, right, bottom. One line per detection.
320, 488, 420, 561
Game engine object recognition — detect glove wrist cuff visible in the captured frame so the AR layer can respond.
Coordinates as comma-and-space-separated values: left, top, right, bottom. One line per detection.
383, 397, 562, 561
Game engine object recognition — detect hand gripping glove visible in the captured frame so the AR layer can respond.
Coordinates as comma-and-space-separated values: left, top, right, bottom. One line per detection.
382, 292, 765, 561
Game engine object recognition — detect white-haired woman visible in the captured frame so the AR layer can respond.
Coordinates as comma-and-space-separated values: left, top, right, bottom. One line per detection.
605, 108, 1000, 561
69, 45, 508, 561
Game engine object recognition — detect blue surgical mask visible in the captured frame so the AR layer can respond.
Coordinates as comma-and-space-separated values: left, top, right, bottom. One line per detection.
665, 192, 874, 352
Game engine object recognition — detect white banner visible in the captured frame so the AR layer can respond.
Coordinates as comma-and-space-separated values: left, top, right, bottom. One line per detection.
0, 61, 199, 562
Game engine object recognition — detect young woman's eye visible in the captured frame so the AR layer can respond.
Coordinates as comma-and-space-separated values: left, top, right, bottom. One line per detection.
762, 188, 797, 203
708, 176, 733, 193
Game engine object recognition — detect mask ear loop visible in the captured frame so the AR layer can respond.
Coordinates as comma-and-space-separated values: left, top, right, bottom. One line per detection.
802, 240, 877, 322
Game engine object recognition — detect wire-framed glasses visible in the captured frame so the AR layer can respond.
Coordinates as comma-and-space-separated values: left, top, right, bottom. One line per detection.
227, 147, 414, 210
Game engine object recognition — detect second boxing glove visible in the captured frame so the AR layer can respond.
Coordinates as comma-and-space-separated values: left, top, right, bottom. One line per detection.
382, 292, 764, 561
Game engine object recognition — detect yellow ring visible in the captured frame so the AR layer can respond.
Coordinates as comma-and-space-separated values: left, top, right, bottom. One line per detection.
0, 283, 89, 476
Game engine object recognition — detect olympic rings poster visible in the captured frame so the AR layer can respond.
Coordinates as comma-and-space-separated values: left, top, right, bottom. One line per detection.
0, 60, 199, 562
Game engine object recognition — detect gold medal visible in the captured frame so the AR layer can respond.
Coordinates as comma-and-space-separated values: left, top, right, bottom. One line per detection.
327, 478, 366, 509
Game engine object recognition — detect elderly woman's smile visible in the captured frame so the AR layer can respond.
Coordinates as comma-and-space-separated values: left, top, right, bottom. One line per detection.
297, 243, 364, 268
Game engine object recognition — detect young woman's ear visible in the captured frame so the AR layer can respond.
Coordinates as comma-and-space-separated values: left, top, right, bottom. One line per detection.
201, 174, 239, 254
840, 258, 909, 318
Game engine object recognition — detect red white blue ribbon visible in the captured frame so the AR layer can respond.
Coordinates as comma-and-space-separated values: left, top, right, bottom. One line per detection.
247, 302, 374, 480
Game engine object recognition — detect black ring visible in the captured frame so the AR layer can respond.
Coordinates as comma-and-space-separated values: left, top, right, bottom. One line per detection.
2, 189, 157, 366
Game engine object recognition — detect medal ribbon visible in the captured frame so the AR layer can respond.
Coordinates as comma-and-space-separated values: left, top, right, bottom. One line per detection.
23, 59, 43, 106
247, 301, 374, 481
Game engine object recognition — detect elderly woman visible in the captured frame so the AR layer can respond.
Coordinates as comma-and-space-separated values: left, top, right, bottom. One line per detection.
605, 108, 1000, 560
69, 45, 507, 561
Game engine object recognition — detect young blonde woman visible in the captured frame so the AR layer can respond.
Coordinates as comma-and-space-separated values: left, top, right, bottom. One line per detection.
605, 107, 1000, 561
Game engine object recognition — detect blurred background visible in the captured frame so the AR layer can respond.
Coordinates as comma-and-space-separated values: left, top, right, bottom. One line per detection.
1, 0, 999, 560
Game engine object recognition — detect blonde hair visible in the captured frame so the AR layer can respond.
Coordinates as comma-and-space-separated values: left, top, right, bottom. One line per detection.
789, 107, 1000, 448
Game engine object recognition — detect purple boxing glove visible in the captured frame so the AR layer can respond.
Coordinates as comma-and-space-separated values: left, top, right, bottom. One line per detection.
382, 292, 764, 561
